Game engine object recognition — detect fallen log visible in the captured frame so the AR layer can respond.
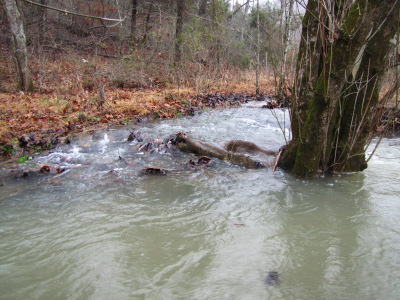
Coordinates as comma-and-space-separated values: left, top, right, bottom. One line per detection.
173, 133, 269, 169
225, 140, 277, 156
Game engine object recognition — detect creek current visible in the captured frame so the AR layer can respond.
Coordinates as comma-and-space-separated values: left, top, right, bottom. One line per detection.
1, 101, 400, 299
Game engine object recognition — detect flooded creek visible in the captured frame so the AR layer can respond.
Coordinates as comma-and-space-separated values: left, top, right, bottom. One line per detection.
1, 102, 400, 299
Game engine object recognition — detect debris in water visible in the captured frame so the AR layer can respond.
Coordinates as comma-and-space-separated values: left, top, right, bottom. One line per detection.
140, 168, 168, 176
265, 271, 281, 286
138, 138, 164, 152
127, 130, 146, 142
56, 168, 65, 174
40, 165, 51, 174
233, 223, 245, 226
189, 156, 212, 166
197, 156, 212, 165
261, 100, 279, 109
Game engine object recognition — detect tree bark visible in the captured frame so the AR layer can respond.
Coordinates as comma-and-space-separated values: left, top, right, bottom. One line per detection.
333, 0, 400, 172
281, 0, 400, 177
4, 0, 33, 92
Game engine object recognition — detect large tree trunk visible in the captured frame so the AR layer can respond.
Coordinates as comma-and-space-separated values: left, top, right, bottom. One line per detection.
333, 0, 400, 172
280, 0, 400, 177
4, 0, 33, 92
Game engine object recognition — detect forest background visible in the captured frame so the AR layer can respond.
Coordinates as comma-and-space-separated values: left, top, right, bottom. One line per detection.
0, 0, 398, 166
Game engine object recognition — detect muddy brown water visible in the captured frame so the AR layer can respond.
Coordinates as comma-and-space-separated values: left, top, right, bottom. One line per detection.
1, 102, 400, 299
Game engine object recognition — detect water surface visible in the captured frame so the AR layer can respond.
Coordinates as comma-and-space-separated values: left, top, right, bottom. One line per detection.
1, 103, 400, 299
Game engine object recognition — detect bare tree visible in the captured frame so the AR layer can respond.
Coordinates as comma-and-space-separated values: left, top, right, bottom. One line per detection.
131, 0, 138, 41
4, 0, 33, 92
278, 0, 294, 97
37, 0, 46, 45
141, 2, 153, 45
174, 0, 185, 66
256, 0, 260, 94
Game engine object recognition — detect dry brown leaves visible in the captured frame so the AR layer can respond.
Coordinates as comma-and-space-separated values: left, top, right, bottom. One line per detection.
0, 50, 275, 158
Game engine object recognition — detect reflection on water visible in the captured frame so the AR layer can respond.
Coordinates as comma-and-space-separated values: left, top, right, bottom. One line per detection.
1, 105, 400, 299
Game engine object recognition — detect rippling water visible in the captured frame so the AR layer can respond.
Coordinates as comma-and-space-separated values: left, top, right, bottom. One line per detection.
1, 103, 400, 299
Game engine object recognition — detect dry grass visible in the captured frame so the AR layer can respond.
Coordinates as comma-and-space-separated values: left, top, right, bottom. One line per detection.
0, 49, 277, 157
209, 69, 276, 94
0, 120, 11, 145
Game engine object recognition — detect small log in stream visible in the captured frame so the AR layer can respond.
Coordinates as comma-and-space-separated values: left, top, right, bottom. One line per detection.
225, 140, 277, 156
173, 133, 274, 169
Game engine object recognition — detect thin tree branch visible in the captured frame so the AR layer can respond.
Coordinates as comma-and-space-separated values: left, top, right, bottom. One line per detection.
20, 0, 125, 25
228, 0, 252, 20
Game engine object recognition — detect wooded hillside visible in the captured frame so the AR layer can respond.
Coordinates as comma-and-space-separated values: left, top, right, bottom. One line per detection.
0, 0, 399, 172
